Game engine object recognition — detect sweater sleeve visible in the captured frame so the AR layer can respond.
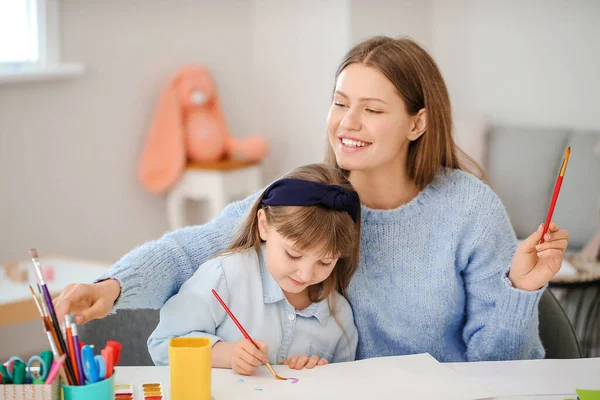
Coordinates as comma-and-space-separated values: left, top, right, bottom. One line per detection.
94, 193, 258, 310
460, 190, 545, 361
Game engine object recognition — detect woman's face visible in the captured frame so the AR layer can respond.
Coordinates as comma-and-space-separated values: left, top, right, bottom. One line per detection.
327, 63, 414, 173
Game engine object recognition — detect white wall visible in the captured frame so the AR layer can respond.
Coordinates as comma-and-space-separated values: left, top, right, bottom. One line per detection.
250, 0, 351, 183
432, 0, 600, 130
351, 0, 433, 50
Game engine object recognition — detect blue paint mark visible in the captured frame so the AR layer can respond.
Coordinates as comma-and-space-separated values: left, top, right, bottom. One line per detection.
255, 388, 263, 391
236, 378, 246, 384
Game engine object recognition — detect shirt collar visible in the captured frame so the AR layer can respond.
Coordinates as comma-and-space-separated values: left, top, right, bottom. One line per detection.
296, 301, 331, 326
258, 243, 331, 326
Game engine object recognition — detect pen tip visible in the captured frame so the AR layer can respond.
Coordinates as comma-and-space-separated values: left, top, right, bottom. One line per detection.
29, 248, 38, 258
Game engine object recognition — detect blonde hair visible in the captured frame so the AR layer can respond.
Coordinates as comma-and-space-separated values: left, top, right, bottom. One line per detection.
230, 163, 361, 301
326, 36, 484, 187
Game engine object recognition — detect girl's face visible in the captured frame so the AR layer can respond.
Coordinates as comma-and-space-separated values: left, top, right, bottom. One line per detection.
257, 210, 338, 296
327, 63, 417, 173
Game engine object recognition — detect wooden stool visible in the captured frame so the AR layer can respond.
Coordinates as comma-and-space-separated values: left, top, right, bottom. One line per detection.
166, 159, 262, 230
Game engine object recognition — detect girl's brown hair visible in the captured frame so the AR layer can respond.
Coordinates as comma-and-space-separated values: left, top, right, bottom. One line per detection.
229, 163, 361, 301
326, 36, 483, 188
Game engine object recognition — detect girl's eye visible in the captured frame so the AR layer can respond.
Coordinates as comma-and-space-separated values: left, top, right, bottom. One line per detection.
286, 251, 301, 261
366, 108, 383, 114
334, 102, 347, 108
319, 261, 333, 267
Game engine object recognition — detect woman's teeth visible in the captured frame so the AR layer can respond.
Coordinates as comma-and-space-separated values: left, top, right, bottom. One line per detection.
341, 138, 370, 147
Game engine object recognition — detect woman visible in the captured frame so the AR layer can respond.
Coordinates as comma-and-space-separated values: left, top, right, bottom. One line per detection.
55, 36, 568, 362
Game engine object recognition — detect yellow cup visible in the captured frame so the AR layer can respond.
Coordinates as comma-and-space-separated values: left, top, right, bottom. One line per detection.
169, 337, 211, 400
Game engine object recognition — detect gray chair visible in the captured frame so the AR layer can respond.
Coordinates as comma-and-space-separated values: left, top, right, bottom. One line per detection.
76, 309, 160, 366
538, 289, 582, 359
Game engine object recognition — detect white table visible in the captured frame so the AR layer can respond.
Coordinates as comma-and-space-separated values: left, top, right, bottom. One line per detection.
114, 357, 600, 400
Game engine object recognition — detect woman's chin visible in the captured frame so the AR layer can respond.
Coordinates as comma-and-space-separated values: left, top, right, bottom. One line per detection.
335, 155, 367, 172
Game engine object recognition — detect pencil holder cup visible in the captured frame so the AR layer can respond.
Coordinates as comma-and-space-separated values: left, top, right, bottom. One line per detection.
169, 337, 211, 400
62, 374, 115, 400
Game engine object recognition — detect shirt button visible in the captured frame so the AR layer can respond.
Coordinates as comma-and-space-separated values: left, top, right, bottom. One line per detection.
288, 313, 296, 321
278, 356, 285, 363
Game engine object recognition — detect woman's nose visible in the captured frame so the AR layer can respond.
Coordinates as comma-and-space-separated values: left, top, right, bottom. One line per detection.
340, 108, 361, 131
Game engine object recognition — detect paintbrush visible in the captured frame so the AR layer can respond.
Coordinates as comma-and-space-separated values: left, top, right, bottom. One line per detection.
540, 147, 571, 244
30, 285, 60, 348
43, 319, 70, 385
29, 248, 77, 385
29, 285, 44, 316
29, 285, 71, 385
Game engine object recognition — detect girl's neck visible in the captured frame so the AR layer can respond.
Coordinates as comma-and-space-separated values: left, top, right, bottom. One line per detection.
283, 289, 312, 310
349, 157, 420, 210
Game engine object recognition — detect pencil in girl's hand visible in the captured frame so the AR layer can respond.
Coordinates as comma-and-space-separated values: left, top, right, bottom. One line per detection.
211, 289, 288, 381
541, 147, 570, 244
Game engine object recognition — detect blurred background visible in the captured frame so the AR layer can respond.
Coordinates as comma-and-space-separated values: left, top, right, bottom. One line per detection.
1, 0, 599, 360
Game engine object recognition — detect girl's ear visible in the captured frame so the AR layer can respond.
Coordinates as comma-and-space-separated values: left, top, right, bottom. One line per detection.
408, 108, 428, 141
257, 209, 269, 241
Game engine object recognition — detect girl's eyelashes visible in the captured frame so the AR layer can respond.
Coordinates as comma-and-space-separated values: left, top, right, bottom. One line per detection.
285, 249, 335, 266
333, 102, 347, 108
285, 251, 302, 261
366, 108, 383, 114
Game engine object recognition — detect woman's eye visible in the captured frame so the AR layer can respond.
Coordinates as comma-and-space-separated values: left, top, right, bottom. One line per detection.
334, 102, 347, 108
366, 108, 382, 114
286, 252, 301, 261
319, 261, 333, 267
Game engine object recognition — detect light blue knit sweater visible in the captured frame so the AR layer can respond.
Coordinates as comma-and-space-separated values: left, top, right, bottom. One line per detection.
97, 169, 545, 362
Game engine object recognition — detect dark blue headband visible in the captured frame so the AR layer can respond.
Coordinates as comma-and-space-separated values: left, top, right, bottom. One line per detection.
261, 178, 360, 223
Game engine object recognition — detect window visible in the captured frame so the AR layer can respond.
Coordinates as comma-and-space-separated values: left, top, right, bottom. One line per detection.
0, 0, 83, 83
0, 0, 39, 64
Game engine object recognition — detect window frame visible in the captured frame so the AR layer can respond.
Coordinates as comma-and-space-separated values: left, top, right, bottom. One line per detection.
0, 0, 84, 84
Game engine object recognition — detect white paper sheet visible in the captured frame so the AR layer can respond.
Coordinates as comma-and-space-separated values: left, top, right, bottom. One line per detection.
447, 357, 600, 397
211, 353, 492, 400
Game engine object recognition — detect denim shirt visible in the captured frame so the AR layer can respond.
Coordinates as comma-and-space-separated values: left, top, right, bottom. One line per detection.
147, 244, 358, 366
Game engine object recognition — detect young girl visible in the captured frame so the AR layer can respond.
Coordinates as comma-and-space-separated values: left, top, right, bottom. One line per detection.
146, 164, 361, 374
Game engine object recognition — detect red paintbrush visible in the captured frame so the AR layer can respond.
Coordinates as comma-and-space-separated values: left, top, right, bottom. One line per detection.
541, 147, 570, 244
211, 289, 288, 381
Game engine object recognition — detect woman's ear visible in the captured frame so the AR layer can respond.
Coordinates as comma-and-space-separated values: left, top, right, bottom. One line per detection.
408, 108, 428, 141
257, 209, 269, 241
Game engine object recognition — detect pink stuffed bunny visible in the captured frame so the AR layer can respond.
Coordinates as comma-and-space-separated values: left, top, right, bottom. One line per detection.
139, 65, 269, 193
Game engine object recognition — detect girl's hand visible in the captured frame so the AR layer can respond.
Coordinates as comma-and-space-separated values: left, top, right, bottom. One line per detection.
231, 339, 269, 376
508, 222, 569, 291
283, 354, 328, 370
54, 279, 121, 324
